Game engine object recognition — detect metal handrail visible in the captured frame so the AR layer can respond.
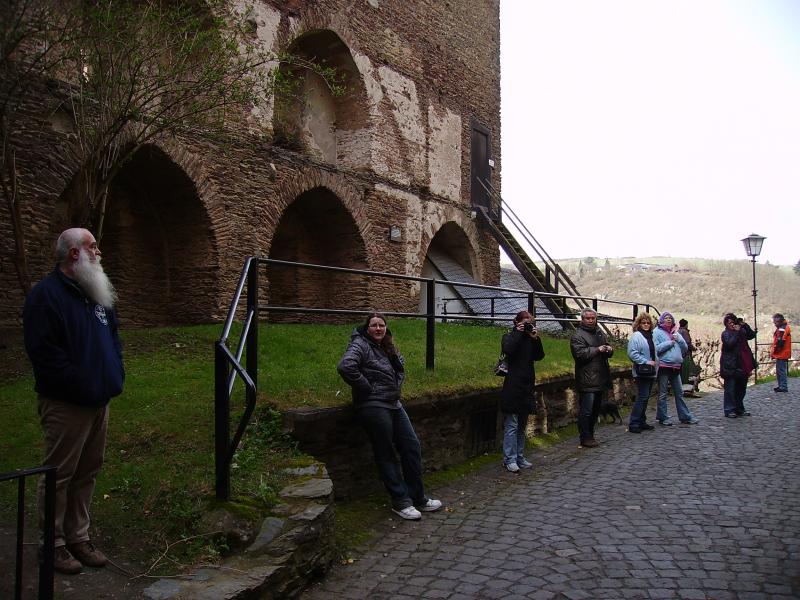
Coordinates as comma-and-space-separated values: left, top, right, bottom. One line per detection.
214, 258, 259, 500
0, 465, 56, 600
479, 178, 583, 300
214, 256, 661, 499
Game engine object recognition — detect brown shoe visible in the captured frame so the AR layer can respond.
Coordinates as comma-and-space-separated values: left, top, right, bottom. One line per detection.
67, 541, 108, 567
53, 546, 83, 574
580, 438, 599, 448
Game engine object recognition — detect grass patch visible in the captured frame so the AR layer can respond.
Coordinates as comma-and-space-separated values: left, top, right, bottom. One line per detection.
530, 423, 581, 449
261, 319, 627, 409
0, 319, 625, 568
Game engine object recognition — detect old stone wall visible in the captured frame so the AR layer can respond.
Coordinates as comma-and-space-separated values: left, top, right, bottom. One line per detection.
1, 0, 501, 328
283, 370, 637, 499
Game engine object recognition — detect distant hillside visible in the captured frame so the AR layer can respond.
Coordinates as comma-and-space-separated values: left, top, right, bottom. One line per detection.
517, 257, 800, 337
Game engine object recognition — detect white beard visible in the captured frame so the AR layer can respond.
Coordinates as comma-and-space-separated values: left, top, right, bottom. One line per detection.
73, 249, 118, 309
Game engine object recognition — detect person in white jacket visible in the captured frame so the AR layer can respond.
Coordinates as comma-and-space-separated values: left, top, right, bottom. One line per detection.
653, 311, 698, 425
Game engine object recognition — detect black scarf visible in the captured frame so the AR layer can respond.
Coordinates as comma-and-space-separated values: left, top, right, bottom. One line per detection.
640, 328, 656, 361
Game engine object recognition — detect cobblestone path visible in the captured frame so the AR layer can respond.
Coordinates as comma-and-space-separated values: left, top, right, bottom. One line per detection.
301, 383, 799, 600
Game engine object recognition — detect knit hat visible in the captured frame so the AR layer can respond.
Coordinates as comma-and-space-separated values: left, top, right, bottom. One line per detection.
658, 311, 674, 327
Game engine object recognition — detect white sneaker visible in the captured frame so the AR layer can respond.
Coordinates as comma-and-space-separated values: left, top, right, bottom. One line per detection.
392, 506, 422, 520
505, 462, 520, 473
415, 498, 443, 512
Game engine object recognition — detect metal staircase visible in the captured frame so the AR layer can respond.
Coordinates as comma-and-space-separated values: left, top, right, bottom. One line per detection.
476, 179, 596, 332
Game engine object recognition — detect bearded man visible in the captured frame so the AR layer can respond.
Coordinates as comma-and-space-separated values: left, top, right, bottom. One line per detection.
23, 228, 124, 574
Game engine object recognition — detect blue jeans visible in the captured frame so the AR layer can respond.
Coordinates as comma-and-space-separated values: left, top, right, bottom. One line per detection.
775, 359, 789, 391
656, 367, 694, 422
358, 406, 426, 510
578, 391, 603, 442
502, 412, 529, 466
629, 378, 654, 428
723, 376, 748, 415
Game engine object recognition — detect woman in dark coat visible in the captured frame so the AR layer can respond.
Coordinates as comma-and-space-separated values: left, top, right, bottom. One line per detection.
337, 312, 442, 520
720, 312, 756, 418
500, 310, 545, 473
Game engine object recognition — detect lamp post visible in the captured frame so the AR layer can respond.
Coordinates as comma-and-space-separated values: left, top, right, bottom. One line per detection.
741, 233, 766, 383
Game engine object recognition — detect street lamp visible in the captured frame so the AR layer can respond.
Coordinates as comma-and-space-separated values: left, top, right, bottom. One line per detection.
741, 233, 766, 383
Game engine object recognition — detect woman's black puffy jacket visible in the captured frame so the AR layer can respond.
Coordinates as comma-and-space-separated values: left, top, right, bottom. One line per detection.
337, 327, 405, 407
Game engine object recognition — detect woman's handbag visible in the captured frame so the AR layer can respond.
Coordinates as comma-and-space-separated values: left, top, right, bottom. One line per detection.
494, 354, 509, 376
634, 362, 655, 377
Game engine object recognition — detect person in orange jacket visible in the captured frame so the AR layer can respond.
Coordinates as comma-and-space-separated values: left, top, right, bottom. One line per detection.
771, 313, 792, 393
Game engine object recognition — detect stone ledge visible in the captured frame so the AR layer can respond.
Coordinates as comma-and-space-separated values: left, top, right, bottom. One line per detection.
143, 464, 335, 600
284, 369, 636, 499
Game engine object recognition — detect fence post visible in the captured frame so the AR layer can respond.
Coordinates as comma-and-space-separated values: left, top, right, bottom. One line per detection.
490, 298, 495, 318
592, 298, 598, 312
16, 476, 25, 600
40, 467, 55, 599
246, 260, 259, 392
426, 279, 435, 370
214, 342, 231, 500
633, 304, 639, 320
527, 292, 535, 317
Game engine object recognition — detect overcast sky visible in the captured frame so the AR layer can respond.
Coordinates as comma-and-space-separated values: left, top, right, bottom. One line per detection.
500, 0, 800, 266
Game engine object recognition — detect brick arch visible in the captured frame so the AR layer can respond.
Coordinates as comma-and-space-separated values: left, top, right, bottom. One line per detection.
417, 210, 484, 284
101, 140, 223, 326
264, 167, 377, 261
272, 23, 371, 170
264, 168, 374, 323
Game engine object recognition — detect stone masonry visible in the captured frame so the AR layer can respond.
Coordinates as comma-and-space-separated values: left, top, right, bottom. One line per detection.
0, 0, 502, 328
285, 370, 637, 500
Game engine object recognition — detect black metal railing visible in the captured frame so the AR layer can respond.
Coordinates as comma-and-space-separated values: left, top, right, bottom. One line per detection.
478, 178, 585, 307
213, 257, 660, 499
214, 257, 259, 501
0, 465, 56, 600
440, 290, 657, 324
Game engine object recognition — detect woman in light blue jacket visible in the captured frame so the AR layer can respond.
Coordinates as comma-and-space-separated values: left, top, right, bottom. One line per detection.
626, 313, 658, 432
653, 311, 698, 425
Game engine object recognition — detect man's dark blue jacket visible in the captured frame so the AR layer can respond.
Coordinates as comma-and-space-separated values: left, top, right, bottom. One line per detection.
23, 268, 124, 407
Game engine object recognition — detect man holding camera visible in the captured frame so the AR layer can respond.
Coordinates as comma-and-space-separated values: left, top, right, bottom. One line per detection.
771, 313, 791, 393
720, 313, 756, 418
570, 308, 613, 448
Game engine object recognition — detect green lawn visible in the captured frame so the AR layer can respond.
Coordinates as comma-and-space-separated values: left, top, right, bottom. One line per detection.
0, 319, 626, 566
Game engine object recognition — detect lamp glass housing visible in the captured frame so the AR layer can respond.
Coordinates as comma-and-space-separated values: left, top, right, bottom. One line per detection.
741, 233, 766, 258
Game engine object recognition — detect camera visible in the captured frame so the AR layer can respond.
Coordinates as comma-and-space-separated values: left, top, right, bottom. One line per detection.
523, 322, 535, 332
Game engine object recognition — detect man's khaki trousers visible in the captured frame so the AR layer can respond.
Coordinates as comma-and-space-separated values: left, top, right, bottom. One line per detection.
37, 396, 108, 548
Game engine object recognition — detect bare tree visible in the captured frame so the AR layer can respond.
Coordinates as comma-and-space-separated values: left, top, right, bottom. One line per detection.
0, 0, 78, 294
1, 0, 342, 295
58, 0, 340, 239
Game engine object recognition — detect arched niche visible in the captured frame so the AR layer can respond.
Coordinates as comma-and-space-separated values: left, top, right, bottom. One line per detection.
419, 221, 481, 318
100, 144, 219, 326
267, 186, 369, 322
273, 29, 370, 171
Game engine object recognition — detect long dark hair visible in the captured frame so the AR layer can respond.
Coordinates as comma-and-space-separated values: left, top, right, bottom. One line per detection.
361, 311, 398, 356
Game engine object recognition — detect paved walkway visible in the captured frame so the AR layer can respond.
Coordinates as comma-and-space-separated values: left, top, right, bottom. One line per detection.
301, 383, 800, 600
